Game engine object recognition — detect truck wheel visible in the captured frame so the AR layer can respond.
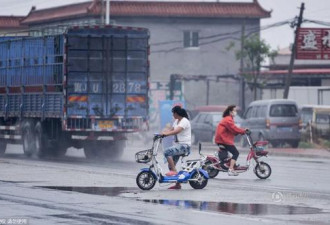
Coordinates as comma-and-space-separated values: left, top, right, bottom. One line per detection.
111, 140, 125, 159
50, 142, 68, 157
51, 136, 69, 157
101, 141, 126, 159
56, 146, 67, 157
0, 142, 7, 156
84, 144, 99, 160
35, 122, 50, 157
22, 121, 36, 157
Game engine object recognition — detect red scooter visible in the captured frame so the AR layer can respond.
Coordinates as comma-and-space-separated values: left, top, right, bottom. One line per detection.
202, 131, 272, 179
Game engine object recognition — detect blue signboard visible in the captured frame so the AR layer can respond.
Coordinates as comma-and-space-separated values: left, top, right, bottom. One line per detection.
159, 100, 185, 149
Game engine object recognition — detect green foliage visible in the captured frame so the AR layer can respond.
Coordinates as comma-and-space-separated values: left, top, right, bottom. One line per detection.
227, 34, 278, 100
298, 141, 314, 149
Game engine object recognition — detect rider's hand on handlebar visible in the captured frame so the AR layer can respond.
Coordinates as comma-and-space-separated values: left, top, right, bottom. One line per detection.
245, 129, 251, 135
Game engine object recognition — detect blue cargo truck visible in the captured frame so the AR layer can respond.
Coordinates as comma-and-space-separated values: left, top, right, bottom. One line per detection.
0, 26, 149, 159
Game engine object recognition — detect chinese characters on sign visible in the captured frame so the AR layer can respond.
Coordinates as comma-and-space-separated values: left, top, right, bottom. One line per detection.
296, 28, 330, 60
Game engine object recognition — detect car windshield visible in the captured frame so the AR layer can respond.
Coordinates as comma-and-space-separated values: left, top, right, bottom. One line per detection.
270, 104, 297, 117
316, 113, 330, 124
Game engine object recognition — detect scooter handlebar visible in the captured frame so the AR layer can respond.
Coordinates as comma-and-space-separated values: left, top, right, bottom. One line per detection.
153, 133, 165, 141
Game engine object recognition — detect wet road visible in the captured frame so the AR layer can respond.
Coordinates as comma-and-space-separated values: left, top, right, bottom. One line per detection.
0, 143, 330, 225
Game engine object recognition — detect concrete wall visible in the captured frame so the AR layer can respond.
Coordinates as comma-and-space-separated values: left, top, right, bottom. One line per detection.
112, 17, 258, 109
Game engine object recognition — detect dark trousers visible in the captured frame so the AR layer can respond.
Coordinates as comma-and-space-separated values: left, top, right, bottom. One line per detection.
218, 144, 239, 161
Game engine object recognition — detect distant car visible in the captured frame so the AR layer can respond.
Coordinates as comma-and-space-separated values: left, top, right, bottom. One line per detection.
300, 105, 330, 140
187, 105, 242, 120
191, 111, 243, 144
241, 99, 301, 148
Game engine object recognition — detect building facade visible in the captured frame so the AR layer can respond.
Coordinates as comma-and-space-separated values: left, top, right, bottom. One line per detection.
261, 47, 330, 105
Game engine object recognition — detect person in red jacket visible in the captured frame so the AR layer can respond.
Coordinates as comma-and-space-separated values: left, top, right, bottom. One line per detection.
215, 105, 247, 176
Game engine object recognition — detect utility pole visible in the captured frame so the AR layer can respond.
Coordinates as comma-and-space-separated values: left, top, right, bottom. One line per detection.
105, 0, 110, 25
169, 74, 176, 100
283, 3, 305, 99
239, 21, 246, 112
206, 80, 210, 105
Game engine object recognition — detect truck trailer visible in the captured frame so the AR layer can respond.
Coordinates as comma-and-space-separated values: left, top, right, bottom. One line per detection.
0, 25, 149, 159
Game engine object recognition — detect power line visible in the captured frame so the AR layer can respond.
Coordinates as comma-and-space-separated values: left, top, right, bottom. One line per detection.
151, 18, 293, 47
303, 18, 330, 27
151, 19, 293, 53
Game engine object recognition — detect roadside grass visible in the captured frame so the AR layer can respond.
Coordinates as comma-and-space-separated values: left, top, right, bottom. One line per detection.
299, 139, 330, 150
298, 141, 314, 149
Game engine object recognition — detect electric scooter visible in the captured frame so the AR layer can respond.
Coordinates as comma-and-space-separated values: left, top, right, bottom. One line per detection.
135, 134, 209, 190
203, 130, 272, 179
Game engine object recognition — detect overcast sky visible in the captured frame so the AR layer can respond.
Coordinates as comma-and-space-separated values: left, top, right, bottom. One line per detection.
1, 0, 330, 50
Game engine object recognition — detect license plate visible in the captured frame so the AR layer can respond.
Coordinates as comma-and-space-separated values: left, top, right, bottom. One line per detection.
98, 121, 114, 129
278, 127, 292, 132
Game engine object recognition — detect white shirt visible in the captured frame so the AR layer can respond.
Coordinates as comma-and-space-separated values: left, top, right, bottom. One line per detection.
173, 117, 191, 146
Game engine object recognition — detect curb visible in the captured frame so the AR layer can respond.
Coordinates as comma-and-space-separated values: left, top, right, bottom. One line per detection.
194, 143, 330, 159
240, 147, 330, 159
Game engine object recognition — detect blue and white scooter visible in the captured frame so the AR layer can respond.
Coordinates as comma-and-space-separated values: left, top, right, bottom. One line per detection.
135, 134, 209, 190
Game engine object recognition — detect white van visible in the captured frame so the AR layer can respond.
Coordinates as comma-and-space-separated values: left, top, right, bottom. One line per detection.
241, 99, 301, 148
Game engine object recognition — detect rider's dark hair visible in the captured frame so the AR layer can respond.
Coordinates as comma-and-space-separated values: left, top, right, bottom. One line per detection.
223, 105, 236, 118
172, 105, 189, 120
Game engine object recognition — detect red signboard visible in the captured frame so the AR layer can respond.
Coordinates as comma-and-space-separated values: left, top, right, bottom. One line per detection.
296, 28, 330, 60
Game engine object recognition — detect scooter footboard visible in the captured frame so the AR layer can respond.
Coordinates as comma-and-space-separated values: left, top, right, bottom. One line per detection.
189, 168, 209, 179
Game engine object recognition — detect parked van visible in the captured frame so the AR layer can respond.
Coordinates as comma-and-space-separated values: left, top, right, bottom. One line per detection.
241, 99, 301, 148
300, 105, 330, 140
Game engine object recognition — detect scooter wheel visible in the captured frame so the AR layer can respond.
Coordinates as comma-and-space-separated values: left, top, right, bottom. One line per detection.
136, 171, 156, 190
254, 162, 272, 179
202, 160, 219, 178
189, 172, 208, 189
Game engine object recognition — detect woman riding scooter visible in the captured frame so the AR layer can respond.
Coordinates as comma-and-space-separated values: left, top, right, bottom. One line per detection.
162, 105, 191, 189
215, 105, 247, 176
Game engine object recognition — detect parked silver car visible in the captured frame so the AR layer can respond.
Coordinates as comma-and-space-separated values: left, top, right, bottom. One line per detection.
191, 112, 243, 144
241, 99, 301, 148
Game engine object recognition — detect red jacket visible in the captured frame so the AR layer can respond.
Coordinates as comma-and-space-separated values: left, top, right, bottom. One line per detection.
215, 115, 245, 145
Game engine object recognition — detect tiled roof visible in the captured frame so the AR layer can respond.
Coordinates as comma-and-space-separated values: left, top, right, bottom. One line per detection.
104, 1, 271, 18
0, 16, 26, 28
21, 0, 270, 25
21, 1, 93, 24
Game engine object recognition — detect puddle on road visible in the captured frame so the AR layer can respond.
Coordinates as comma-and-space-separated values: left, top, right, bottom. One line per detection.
141, 199, 323, 215
39, 186, 323, 216
39, 186, 140, 197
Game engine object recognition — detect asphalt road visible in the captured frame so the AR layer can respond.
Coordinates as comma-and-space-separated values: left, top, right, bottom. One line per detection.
0, 143, 329, 225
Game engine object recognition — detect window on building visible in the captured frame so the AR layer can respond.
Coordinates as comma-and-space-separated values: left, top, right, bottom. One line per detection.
183, 31, 199, 48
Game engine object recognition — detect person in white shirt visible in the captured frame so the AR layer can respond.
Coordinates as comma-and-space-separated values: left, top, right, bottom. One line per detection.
162, 106, 191, 189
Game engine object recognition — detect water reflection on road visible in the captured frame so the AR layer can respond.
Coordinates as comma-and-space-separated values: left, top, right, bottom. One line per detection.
141, 199, 323, 215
